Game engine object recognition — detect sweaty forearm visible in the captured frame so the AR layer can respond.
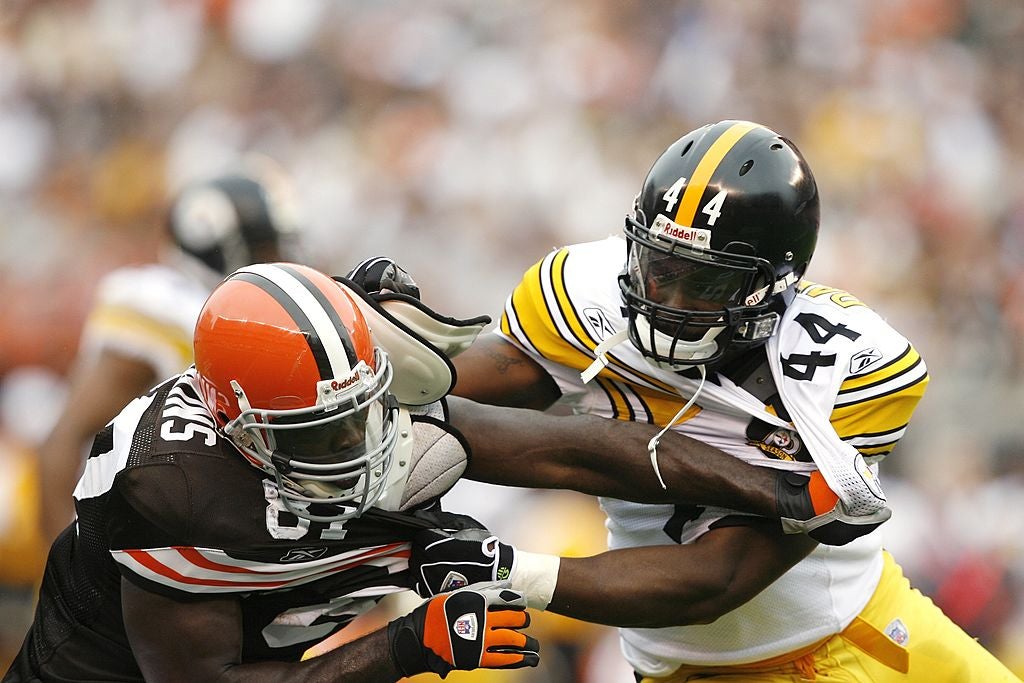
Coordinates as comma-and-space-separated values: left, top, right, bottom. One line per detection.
215, 630, 401, 682
548, 548, 730, 628
451, 397, 778, 517
543, 526, 816, 628
124, 579, 406, 683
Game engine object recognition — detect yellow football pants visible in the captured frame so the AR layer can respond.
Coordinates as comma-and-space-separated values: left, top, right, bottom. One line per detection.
642, 551, 1021, 682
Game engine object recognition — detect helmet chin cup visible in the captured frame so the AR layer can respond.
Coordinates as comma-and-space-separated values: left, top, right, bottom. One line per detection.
225, 353, 399, 524
633, 315, 723, 370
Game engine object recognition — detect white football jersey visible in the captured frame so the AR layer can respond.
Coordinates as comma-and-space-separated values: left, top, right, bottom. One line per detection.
79, 259, 218, 383
496, 236, 928, 673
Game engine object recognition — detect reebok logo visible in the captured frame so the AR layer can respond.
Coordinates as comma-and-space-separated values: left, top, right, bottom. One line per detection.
280, 547, 328, 562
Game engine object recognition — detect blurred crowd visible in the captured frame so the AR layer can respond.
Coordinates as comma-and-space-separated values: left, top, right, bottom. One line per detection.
0, 0, 1022, 679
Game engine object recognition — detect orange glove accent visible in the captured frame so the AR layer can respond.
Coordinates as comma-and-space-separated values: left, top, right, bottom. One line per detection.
776, 470, 891, 546
807, 470, 840, 516
389, 586, 539, 678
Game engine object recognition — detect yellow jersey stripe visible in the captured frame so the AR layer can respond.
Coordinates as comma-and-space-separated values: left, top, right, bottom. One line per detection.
675, 121, 760, 226
593, 378, 703, 427
595, 377, 635, 421
839, 345, 920, 394
499, 309, 513, 337
549, 250, 679, 394
87, 305, 193, 366
549, 248, 592, 348
505, 254, 585, 365
856, 443, 898, 457
505, 252, 636, 384
830, 374, 928, 441
634, 384, 702, 426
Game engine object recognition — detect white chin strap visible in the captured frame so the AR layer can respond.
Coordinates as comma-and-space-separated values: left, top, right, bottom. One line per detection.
647, 366, 707, 489
579, 320, 709, 492
633, 315, 723, 369
580, 329, 630, 383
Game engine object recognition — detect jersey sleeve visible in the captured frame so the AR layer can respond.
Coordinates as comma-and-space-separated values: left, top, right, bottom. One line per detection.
831, 340, 928, 461
790, 284, 930, 463
495, 245, 619, 404
106, 464, 411, 601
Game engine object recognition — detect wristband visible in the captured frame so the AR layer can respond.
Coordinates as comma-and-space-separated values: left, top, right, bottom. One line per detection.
508, 550, 560, 610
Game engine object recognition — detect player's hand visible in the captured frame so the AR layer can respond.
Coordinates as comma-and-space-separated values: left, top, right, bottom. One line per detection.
410, 526, 517, 597
345, 256, 421, 299
387, 586, 540, 678
776, 470, 891, 545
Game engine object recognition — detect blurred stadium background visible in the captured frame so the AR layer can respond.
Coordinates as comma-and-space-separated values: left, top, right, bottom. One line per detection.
1, 0, 1022, 680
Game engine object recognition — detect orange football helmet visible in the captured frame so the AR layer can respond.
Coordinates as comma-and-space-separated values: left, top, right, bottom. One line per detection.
193, 262, 399, 522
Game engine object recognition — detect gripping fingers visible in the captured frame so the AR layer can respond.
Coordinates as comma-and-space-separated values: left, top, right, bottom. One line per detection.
481, 607, 538, 670
486, 606, 530, 630
388, 585, 540, 677
480, 633, 541, 670
479, 588, 538, 669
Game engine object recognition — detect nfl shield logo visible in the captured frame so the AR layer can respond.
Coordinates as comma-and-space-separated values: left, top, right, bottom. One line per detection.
885, 618, 909, 646
440, 571, 469, 592
453, 613, 478, 641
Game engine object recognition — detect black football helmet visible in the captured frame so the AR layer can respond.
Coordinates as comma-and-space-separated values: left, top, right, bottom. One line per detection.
168, 171, 301, 276
621, 120, 820, 369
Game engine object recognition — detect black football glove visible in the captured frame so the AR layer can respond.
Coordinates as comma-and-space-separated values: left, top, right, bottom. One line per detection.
775, 470, 891, 546
388, 586, 540, 678
345, 256, 421, 299
411, 526, 517, 597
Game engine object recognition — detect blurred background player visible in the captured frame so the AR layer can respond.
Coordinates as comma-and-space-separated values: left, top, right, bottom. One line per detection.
35, 163, 303, 544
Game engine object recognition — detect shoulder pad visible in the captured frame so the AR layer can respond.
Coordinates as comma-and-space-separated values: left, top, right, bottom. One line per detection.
333, 277, 490, 405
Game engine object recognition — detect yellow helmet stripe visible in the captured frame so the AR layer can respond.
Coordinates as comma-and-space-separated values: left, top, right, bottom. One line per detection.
675, 121, 761, 226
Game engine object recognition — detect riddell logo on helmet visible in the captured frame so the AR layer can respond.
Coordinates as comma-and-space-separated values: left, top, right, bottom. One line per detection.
650, 215, 711, 248
331, 375, 360, 392
318, 370, 366, 408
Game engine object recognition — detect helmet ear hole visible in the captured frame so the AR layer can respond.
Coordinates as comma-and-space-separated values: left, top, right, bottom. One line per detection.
723, 241, 756, 256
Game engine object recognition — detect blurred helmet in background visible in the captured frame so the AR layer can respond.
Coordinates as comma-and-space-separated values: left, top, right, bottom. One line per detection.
168, 167, 302, 277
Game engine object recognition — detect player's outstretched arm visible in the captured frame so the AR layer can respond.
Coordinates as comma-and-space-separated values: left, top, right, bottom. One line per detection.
448, 393, 777, 514
411, 520, 816, 628
549, 523, 816, 627
447, 394, 867, 545
122, 578, 538, 682
451, 339, 880, 546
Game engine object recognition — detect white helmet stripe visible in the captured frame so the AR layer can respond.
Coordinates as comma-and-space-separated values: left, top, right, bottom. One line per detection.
234, 264, 356, 380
